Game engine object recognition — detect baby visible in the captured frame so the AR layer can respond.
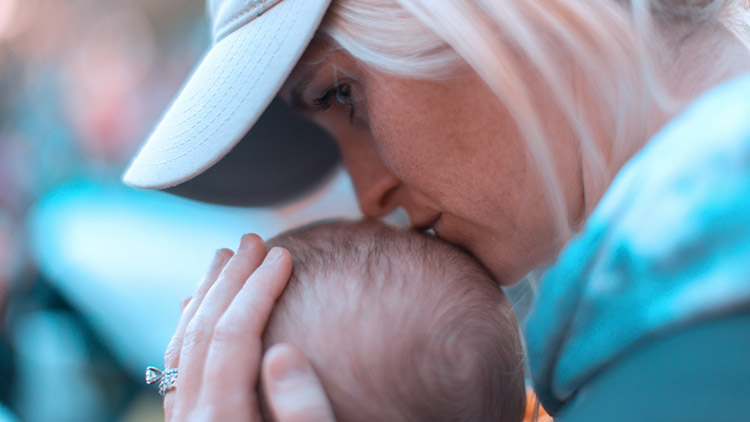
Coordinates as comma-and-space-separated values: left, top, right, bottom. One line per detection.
261, 220, 526, 422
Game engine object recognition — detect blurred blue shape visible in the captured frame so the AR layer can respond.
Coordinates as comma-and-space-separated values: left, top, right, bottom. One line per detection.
25, 176, 361, 380
0, 403, 18, 422
12, 310, 106, 422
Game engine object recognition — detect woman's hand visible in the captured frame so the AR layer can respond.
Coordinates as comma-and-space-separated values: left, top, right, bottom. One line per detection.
161, 234, 336, 421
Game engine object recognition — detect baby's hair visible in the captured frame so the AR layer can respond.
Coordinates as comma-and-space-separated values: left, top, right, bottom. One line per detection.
264, 220, 526, 422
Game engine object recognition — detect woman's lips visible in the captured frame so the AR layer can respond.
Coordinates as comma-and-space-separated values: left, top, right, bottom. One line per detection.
413, 214, 442, 235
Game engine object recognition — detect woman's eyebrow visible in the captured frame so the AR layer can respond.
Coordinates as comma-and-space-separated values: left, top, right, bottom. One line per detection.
288, 67, 318, 114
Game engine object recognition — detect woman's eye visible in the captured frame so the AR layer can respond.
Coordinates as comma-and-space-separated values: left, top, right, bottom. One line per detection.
335, 82, 353, 105
312, 81, 357, 122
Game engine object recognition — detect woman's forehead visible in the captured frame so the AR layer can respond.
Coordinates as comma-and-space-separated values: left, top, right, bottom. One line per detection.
287, 40, 335, 80
282, 41, 362, 99
281, 41, 332, 95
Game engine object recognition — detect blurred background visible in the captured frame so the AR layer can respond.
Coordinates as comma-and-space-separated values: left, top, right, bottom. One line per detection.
0, 0, 368, 420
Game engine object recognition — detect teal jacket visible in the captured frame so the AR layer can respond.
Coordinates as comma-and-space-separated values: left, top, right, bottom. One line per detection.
525, 74, 750, 415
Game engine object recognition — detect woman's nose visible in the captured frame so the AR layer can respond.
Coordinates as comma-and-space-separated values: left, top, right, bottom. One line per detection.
353, 166, 401, 219
338, 140, 402, 219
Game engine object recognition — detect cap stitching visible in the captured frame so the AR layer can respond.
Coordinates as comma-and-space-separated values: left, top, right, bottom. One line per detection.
214, 0, 283, 43
154, 8, 279, 145
144, 0, 306, 165
157, 2, 279, 127
153, 18, 277, 151
151, 21, 250, 130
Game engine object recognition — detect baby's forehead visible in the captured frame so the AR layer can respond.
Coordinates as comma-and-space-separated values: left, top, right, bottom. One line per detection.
270, 220, 486, 279
269, 220, 501, 309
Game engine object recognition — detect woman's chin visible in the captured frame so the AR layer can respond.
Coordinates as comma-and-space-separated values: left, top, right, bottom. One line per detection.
471, 244, 534, 287
432, 216, 536, 285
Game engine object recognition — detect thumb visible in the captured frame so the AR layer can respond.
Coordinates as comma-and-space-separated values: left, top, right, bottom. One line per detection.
262, 343, 336, 422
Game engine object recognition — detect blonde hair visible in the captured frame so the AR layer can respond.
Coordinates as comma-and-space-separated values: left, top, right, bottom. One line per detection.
318, 0, 750, 239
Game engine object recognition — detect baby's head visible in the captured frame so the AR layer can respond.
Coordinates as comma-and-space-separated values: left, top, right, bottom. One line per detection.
263, 220, 526, 421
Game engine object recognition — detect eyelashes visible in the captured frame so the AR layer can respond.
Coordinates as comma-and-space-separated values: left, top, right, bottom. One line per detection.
312, 80, 356, 122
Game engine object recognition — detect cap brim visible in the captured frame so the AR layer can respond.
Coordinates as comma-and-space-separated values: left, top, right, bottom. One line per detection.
123, 0, 337, 206
164, 97, 340, 207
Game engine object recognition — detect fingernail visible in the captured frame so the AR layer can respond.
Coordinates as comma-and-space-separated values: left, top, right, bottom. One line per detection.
264, 247, 283, 264
238, 234, 252, 251
212, 249, 229, 266
207, 249, 230, 274
196, 249, 230, 290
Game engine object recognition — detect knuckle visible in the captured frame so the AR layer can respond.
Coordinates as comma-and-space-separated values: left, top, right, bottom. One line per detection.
212, 316, 243, 345
163, 343, 180, 367
182, 317, 212, 351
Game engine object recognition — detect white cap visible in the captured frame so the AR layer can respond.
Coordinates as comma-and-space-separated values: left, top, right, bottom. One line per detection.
123, 0, 338, 206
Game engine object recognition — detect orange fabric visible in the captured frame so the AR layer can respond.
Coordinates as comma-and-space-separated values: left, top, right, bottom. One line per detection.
524, 388, 553, 422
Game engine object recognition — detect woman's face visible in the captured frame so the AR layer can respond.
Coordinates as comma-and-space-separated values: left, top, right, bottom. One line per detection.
280, 40, 583, 285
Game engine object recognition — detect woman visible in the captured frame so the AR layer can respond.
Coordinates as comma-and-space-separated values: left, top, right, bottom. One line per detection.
125, 0, 750, 420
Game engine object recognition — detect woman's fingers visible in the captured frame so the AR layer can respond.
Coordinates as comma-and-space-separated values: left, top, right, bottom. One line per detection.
165, 249, 234, 368
180, 296, 192, 313
164, 235, 332, 421
163, 248, 233, 421
200, 247, 293, 410
173, 234, 267, 420
262, 343, 336, 422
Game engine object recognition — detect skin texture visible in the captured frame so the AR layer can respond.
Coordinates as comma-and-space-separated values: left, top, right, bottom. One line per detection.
281, 40, 583, 285
280, 28, 750, 285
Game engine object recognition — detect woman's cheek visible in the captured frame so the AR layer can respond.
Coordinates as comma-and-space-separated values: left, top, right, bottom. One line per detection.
365, 114, 409, 175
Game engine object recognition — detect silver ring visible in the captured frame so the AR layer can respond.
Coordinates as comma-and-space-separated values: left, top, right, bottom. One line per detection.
146, 366, 178, 396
